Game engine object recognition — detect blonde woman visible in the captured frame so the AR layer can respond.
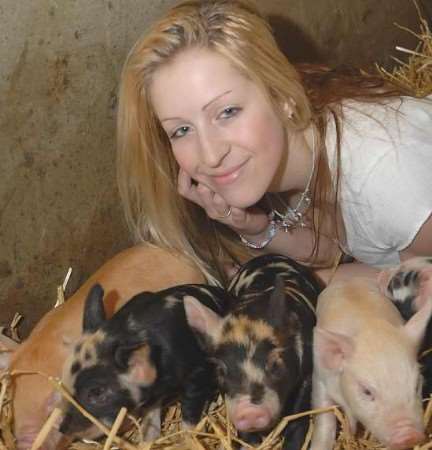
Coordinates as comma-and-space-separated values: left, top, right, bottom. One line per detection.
117, 0, 432, 287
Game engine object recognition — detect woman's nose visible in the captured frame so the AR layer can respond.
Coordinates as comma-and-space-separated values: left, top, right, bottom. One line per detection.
199, 129, 229, 168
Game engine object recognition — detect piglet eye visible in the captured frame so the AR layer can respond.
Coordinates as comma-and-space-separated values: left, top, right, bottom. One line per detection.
359, 383, 375, 401
210, 358, 228, 380
267, 358, 286, 380
85, 385, 111, 405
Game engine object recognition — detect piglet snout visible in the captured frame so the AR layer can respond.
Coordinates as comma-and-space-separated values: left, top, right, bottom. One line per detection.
388, 421, 425, 450
232, 402, 272, 431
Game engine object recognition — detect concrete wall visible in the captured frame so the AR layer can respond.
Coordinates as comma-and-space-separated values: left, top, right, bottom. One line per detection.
0, 0, 427, 337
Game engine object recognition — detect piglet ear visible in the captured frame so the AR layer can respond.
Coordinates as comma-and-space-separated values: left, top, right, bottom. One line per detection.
116, 343, 157, 386
83, 284, 106, 334
314, 327, 355, 371
183, 295, 223, 344
403, 297, 432, 349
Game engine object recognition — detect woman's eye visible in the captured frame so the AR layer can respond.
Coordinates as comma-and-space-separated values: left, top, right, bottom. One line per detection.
170, 125, 190, 139
219, 106, 240, 119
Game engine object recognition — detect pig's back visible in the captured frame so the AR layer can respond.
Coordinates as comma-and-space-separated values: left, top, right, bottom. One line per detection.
316, 277, 403, 335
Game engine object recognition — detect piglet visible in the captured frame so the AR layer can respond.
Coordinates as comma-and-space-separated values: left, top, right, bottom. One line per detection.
378, 256, 432, 397
59, 282, 230, 440
7, 245, 204, 450
184, 254, 322, 449
311, 277, 430, 450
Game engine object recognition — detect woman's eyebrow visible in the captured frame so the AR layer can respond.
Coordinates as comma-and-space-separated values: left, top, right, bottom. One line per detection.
161, 89, 233, 122
202, 90, 232, 111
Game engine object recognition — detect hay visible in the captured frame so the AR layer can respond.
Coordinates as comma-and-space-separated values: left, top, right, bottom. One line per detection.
2, 274, 432, 449
1, 364, 431, 450
376, 1, 432, 97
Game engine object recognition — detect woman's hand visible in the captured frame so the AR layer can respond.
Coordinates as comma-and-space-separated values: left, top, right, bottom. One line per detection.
178, 168, 268, 236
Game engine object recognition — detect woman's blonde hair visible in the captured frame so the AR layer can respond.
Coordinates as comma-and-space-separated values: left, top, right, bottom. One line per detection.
117, 0, 399, 284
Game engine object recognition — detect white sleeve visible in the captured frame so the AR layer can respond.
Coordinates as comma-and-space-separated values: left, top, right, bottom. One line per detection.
335, 96, 432, 267
364, 96, 432, 251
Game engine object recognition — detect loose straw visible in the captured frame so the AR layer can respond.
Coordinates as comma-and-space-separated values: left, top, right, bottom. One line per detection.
55, 267, 73, 308
9, 369, 137, 450
103, 407, 128, 450
0, 378, 7, 413
300, 420, 313, 450
424, 395, 432, 426
30, 407, 62, 450
376, 0, 432, 97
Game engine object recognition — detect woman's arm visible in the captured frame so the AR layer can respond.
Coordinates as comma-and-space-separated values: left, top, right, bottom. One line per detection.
315, 213, 432, 287
314, 262, 380, 286
261, 225, 339, 266
400, 213, 432, 260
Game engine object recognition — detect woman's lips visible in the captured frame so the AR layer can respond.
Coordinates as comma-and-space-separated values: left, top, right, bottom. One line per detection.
211, 160, 248, 186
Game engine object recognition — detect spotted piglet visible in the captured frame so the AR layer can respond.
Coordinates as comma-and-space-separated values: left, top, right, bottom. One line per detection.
59, 282, 230, 440
378, 256, 432, 397
184, 254, 321, 449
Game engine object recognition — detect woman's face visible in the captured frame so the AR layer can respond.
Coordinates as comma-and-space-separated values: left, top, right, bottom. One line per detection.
150, 48, 287, 208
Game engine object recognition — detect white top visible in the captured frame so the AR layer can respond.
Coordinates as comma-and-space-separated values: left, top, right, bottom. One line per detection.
326, 95, 432, 267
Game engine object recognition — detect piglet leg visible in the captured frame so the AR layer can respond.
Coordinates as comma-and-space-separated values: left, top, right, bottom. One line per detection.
141, 407, 161, 442
282, 376, 312, 450
180, 364, 217, 427
310, 377, 337, 450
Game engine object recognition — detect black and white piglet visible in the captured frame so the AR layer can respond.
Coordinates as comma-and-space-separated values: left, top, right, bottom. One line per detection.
184, 254, 322, 449
59, 282, 230, 439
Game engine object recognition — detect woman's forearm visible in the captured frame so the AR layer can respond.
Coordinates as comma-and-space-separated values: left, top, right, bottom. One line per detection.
238, 223, 382, 287
314, 261, 380, 286
261, 226, 339, 266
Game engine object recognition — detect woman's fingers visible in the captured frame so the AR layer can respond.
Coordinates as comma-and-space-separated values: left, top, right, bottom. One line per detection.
177, 169, 203, 207
177, 170, 268, 234
177, 168, 194, 198
197, 185, 230, 219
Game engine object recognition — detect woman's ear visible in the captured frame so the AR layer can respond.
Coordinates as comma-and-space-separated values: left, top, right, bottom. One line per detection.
282, 99, 295, 119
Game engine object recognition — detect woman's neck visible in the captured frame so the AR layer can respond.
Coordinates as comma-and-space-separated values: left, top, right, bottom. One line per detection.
269, 123, 317, 195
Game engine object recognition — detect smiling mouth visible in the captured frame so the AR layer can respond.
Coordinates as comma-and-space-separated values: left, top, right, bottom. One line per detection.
211, 160, 248, 185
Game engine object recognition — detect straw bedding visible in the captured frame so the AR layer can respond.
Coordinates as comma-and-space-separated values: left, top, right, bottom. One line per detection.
1, 5, 432, 449
1, 365, 432, 450
376, 1, 432, 97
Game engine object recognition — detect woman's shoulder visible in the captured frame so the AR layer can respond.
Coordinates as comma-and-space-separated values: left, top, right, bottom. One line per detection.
330, 94, 432, 263
340, 94, 432, 136
326, 95, 432, 170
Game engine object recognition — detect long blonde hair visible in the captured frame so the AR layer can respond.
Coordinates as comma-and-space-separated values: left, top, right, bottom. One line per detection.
116, 0, 398, 284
